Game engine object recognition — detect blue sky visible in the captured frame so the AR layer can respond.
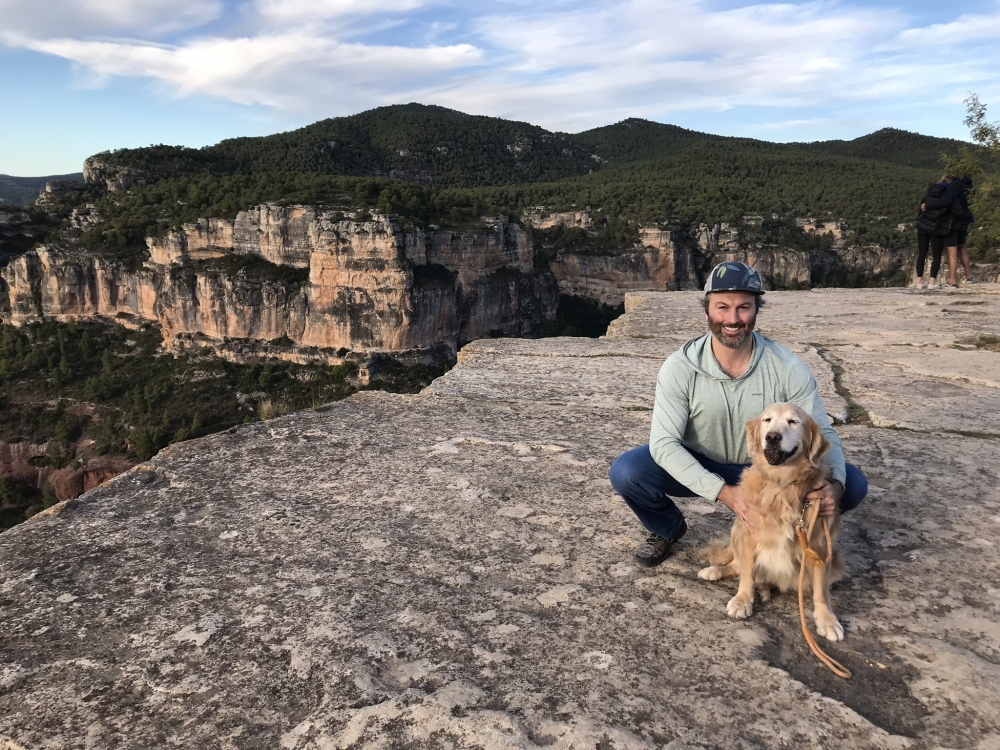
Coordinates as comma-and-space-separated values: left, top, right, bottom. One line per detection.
2, 0, 999, 176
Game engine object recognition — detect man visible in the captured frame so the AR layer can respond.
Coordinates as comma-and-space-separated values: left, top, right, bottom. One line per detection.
609, 261, 868, 567
946, 176, 976, 286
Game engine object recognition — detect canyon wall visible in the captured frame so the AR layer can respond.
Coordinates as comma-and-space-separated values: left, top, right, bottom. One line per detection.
549, 227, 698, 306
3, 203, 917, 366
530, 212, 911, 303
2, 207, 558, 363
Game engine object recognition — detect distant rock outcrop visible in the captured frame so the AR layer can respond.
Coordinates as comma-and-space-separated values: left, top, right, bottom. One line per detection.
549, 226, 697, 306
82, 156, 148, 192
527, 211, 910, 303
2, 207, 557, 363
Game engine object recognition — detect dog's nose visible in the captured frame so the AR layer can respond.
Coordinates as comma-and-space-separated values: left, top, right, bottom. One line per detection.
765, 432, 782, 444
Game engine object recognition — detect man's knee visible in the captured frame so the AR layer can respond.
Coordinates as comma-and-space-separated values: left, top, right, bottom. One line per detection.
840, 463, 868, 513
608, 451, 632, 495
610, 447, 644, 495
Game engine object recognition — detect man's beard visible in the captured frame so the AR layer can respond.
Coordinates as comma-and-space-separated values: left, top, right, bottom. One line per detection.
709, 315, 755, 349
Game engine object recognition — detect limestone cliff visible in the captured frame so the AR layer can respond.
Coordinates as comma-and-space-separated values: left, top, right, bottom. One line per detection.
529, 210, 909, 303
2, 207, 558, 363
697, 221, 908, 288
549, 227, 697, 306
81, 157, 147, 193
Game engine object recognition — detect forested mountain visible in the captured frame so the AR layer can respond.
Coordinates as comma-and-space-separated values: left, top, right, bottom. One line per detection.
68, 106, 962, 261
78, 105, 971, 233
20, 103, 995, 268
573, 118, 708, 162
570, 120, 984, 173
95, 104, 602, 188
0, 173, 83, 206
798, 128, 984, 171
88, 104, 976, 191
469, 144, 932, 244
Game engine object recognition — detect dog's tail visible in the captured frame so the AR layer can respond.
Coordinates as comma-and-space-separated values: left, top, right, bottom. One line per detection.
701, 542, 734, 566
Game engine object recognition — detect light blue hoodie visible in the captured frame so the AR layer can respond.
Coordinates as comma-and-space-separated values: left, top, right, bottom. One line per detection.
649, 331, 846, 500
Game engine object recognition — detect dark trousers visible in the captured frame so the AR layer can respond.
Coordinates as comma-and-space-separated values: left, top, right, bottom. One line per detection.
917, 231, 944, 279
609, 445, 869, 539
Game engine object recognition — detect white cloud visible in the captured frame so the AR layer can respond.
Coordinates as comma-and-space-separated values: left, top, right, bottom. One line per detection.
255, 0, 430, 22
17, 31, 481, 110
0, 0, 221, 37
1, 0, 998, 136
896, 12, 1000, 47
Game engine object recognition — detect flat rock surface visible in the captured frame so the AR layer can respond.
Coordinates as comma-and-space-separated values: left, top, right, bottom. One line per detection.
2, 286, 1000, 749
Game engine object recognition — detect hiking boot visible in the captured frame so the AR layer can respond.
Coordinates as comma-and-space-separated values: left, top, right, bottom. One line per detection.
966, 277, 979, 284
634, 519, 687, 568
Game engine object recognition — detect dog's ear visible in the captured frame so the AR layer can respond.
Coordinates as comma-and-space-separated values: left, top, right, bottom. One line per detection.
746, 417, 763, 457
806, 417, 830, 465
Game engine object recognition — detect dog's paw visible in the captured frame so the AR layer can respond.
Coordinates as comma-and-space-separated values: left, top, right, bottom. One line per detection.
815, 612, 845, 641
727, 594, 753, 620
698, 566, 723, 581
756, 585, 772, 603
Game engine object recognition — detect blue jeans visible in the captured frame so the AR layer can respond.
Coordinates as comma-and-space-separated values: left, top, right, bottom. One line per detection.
609, 444, 869, 539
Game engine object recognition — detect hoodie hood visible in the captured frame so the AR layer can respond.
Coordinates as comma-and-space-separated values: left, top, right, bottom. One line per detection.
678, 331, 766, 381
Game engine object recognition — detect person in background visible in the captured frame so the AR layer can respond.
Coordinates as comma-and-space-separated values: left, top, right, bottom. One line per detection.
914, 176, 956, 290
945, 176, 976, 286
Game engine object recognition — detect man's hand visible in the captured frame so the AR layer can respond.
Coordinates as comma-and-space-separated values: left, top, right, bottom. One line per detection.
717, 484, 759, 533
921, 203, 927, 211
806, 479, 843, 517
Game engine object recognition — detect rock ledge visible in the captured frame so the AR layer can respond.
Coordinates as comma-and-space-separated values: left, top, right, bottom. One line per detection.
2, 287, 1000, 749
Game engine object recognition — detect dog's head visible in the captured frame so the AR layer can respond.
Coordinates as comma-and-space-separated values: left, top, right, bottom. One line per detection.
747, 402, 829, 468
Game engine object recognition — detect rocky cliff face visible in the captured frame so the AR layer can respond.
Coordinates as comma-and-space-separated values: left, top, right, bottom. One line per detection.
82, 157, 148, 193
536, 211, 911, 303
709, 248, 812, 287
2, 207, 558, 363
549, 227, 698, 306
697, 221, 908, 289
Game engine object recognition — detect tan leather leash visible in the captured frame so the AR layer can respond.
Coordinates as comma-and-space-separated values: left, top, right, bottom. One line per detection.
795, 499, 852, 679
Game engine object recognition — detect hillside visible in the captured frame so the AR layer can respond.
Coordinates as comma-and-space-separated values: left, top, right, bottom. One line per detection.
73, 105, 977, 245
797, 127, 981, 170
91, 104, 601, 188
0, 172, 83, 206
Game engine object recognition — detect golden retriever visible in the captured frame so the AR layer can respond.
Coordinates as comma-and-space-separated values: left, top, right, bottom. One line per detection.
698, 402, 846, 641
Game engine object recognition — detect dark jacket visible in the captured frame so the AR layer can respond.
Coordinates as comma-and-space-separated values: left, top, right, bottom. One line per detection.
921, 181, 955, 211
915, 183, 954, 236
951, 181, 974, 226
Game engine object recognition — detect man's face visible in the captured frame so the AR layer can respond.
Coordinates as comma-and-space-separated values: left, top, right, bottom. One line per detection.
705, 292, 758, 349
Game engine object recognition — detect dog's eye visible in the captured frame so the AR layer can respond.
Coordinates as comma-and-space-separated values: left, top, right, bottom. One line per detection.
762, 418, 771, 423
788, 419, 799, 425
